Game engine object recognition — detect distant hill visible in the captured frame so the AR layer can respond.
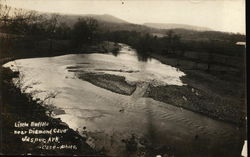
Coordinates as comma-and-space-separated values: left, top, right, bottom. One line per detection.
48, 13, 157, 33
55, 14, 242, 41
53, 14, 129, 27
42, 12, 245, 42
85, 14, 129, 24
144, 23, 212, 31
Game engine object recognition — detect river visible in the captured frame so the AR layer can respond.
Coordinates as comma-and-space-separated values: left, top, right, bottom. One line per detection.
3, 44, 244, 157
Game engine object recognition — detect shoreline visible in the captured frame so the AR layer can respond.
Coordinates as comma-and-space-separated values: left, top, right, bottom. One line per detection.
147, 54, 246, 126
76, 72, 136, 95
0, 41, 121, 65
0, 67, 107, 156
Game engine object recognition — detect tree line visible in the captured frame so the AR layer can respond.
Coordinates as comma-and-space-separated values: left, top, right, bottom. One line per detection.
0, 3, 99, 43
0, 3, 245, 60
0, 3, 101, 58
101, 30, 244, 58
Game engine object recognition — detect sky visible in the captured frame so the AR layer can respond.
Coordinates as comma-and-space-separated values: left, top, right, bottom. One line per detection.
2, 0, 246, 34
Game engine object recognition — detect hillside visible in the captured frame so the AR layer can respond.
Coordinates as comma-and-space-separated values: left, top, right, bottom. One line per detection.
47, 13, 157, 33
56, 14, 129, 25
54, 14, 242, 42
144, 23, 212, 31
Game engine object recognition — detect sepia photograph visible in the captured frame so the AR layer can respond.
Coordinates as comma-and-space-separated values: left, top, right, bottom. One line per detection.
0, 0, 247, 157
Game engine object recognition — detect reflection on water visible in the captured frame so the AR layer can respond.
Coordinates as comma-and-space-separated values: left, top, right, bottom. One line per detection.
111, 48, 119, 57
136, 53, 151, 62
113, 45, 152, 62
3, 44, 244, 157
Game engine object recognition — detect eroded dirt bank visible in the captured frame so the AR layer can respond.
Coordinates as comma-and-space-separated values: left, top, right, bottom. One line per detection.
144, 55, 246, 126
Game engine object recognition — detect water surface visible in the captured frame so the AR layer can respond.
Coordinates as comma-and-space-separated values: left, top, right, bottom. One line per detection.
4, 44, 244, 157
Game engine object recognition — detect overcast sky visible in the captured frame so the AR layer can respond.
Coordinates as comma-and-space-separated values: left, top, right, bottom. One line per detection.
2, 0, 245, 34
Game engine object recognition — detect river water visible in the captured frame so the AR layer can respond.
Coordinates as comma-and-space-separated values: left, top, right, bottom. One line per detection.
3, 44, 244, 157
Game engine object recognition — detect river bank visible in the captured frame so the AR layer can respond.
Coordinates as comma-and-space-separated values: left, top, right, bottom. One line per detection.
0, 67, 106, 156
146, 54, 246, 126
0, 40, 121, 65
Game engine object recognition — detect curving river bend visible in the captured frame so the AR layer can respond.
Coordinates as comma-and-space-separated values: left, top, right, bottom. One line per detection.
4, 44, 244, 157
